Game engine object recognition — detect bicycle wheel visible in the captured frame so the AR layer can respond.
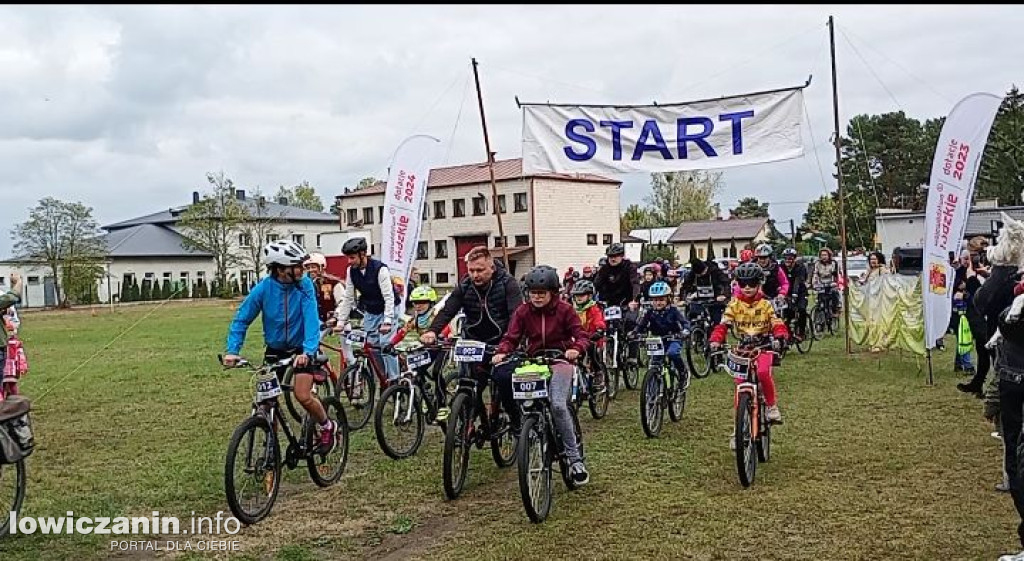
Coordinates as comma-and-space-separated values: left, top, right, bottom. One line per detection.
280, 367, 303, 423
757, 396, 772, 463
812, 306, 828, 341
686, 327, 712, 379
564, 404, 585, 491
622, 350, 640, 390
374, 384, 425, 460
735, 392, 757, 488
338, 364, 375, 431
639, 368, 664, 438
517, 416, 552, 523
668, 369, 687, 422
587, 370, 609, 420
0, 460, 26, 536
603, 344, 620, 400
308, 397, 350, 486
795, 316, 814, 354
443, 392, 474, 500
225, 415, 280, 525
490, 407, 517, 468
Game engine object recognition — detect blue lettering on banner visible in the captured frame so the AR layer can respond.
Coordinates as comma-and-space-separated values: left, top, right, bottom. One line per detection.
564, 119, 596, 160
677, 117, 716, 158
632, 120, 672, 161
599, 120, 633, 160
719, 110, 755, 155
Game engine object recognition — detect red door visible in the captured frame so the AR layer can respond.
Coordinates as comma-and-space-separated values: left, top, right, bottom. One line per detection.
455, 236, 488, 280
324, 255, 350, 280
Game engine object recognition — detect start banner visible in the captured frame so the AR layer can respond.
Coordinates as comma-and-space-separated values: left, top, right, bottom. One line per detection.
521, 86, 806, 175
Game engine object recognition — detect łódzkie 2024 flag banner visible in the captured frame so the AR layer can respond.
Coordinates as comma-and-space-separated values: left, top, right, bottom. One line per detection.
521, 86, 806, 175
381, 135, 440, 311
922, 93, 1002, 349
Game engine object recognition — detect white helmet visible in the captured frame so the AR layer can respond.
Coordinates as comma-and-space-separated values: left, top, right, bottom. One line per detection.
305, 252, 327, 268
264, 240, 307, 266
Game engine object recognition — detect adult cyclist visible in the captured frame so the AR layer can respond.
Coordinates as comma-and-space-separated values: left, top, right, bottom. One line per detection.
752, 243, 790, 304
680, 256, 731, 325
594, 242, 641, 364
223, 240, 338, 451
811, 247, 841, 314
779, 248, 809, 340
335, 237, 400, 381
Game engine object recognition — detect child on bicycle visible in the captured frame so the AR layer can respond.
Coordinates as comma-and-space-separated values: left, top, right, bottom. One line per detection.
571, 280, 607, 387
223, 241, 339, 453
710, 262, 787, 441
0, 274, 24, 400
492, 266, 591, 486
390, 285, 452, 423
630, 281, 690, 380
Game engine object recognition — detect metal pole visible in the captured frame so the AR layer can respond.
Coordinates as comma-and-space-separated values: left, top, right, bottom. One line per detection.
829, 16, 852, 354
790, 219, 796, 246
926, 347, 934, 386
471, 58, 510, 270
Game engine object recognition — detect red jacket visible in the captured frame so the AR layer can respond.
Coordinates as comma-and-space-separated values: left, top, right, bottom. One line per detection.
575, 302, 606, 335
497, 298, 589, 356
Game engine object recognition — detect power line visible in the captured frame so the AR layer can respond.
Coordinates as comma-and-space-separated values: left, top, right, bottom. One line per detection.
839, 27, 902, 110
839, 24, 953, 105
485, 63, 607, 96
407, 69, 467, 137
444, 73, 472, 165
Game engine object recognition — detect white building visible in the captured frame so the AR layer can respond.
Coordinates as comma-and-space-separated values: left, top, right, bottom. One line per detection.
0, 190, 341, 307
334, 158, 622, 285
874, 199, 1016, 258
666, 218, 772, 262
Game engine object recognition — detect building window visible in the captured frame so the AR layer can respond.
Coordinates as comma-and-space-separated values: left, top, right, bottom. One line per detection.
423, 202, 429, 219
163, 272, 172, 280
494, 236, 507, 247
144, 272, 155, 279
433, 200, 446, 219
363, 207, 375, 224
346, 208, 359, 225
515, 234, 529, 247
496, 195, 507, 214
473, 196, 487, 216
417, 241, 429, 259
292, 234, 305, 247
603, 234, 613, 245
587, 234, 598, 245
238, 233, 252, 247
378, 206, 384, 223
27, 276, 39, 285
436, 272, 450, 284
0, 277, 5, 287
316, 234, 321, 248
514, 193, 528, 212
371, 244, 376, 255
435, 240, 449, 259
697, 248, 705, 259
265, 233, 279, 244
197, 271, 206, 279
179, 272, 190, 280
419, 272, 430, 285
453, 199, 466, 218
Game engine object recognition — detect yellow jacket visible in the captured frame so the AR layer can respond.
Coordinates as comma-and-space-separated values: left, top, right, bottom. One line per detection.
711, 293, 787, 342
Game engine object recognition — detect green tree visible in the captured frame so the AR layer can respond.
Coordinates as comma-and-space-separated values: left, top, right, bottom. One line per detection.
620, 203, 656, 234
642, 244, 676, 263
238, 189, 284, 274
161, 279, 172, 299
10, 197, 108, 307
275, 181, 325, 212
643, 171, 723, 227
976, 85, 1024, 205
729, 197, 770, 219
62, 259, 104, 305
179, 172, 248, 296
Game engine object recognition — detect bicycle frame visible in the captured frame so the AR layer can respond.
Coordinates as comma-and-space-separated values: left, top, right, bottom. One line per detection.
731, 345, 771, 439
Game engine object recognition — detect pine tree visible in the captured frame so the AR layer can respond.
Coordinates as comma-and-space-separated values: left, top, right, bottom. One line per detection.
131, 279, 141, 302
161, 279, 172, 299
140, 280, 152, 301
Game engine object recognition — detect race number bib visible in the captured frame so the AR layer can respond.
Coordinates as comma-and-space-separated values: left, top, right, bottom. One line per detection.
345, 329, 368, 345
512, 371, 550, 400
255, 374, 283, 402
407, 350, 432, 369
645, 337, 665, 356
727, 353, 751, 381
453, 340, 487, 363
603, 306, 622, 320
696, 286, 714, 299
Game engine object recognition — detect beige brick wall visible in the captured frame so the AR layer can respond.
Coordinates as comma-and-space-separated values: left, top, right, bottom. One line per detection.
531, 178, 621, 276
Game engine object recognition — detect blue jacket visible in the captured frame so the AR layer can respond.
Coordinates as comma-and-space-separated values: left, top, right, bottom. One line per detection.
227, 275, 321, 356
634, 306, 689, 337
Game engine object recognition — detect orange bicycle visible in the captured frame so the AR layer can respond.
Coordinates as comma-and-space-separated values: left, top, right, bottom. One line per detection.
727, 336, 775, 488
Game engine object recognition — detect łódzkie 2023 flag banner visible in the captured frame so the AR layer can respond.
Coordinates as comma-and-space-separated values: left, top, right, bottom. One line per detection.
521, 86, 806, 175
922, 93, 1002, 349
381, 135, 440, 311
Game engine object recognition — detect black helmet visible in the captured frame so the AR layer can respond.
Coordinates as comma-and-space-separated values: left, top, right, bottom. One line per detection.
606, 243, 625, 257
523, 266, 560, 292
735, 262, 764, 284
342, 237, 368, 256
782, 248, 798, 258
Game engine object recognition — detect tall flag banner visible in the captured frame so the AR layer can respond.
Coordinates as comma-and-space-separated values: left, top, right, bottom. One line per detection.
521, 86, 806, 175
381, 135, 441, 312
922, 93, 1002, 349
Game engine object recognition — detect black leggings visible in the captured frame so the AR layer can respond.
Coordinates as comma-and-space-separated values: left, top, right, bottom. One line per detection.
999, 378, 1024, 548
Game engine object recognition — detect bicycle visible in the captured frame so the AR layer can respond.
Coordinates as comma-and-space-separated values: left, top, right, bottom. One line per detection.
573, 332, 611, 420
221, 353, 349, 525
281, 326, 341, 424
512, 351, 586, 523
725, 337, 776, 488
372, 340, 453, 460
335, 327, 393, 431
638, 334, 689, 438
811, 282, 841, 338
0, 396, 31, 537
442, 339, 518, 500
683, 294, 725, 379
601, 305, 638, 393
780, 295, 814, 355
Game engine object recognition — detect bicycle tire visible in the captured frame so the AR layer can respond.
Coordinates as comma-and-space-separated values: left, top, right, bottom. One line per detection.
0, 460, 26, 537
225, 415, 280, 525
564, 404, 585, 491
757, 395, 772, 463
640, 368, 664, 438
812, 306, 827, 341
338, 364, 375, 431
443, 392, 474, 500
283, 368, 337, 424
490, 407, 517, 468
622, 358, 640, 390
587, 370, 609, 420
308, 397, 350, 486
795, 318, 814, 354
735, 392, 757, 488
517, 416, 551, 523
667, 368, 687, 422
374, 384, 424, 460
602, 344, 620, 400
686, 327, 712, 379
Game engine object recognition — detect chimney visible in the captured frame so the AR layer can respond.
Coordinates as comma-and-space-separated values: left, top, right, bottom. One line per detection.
277, 196, 289, 206
235, 189, 246, 201
192, 191, 200, 204
258, 195, 266, 205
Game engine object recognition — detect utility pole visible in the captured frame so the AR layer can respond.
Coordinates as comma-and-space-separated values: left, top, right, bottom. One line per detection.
829, 15, 853, 354
790, 219, 796, 246
471, 58, 509, 270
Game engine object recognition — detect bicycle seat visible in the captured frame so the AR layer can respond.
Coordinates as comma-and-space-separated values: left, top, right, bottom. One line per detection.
312, 351, 331, 366
0, 396, 30, 422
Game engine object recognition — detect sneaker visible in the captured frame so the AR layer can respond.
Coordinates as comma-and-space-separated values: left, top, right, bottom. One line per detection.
435, 407, 450, 426
957, 381, 982, 395
767, 405, 783, 424
997, 480, 1011, 493
318, 420, 337, 454
997, 551, 1024, 561
569, 461, 590, 486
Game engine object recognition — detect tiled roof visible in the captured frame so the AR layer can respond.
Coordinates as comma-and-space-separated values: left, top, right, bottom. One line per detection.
339, 158, 619, 198
668, 218, 768, 243
104, 224, 211, 258
104, 197, 337, 230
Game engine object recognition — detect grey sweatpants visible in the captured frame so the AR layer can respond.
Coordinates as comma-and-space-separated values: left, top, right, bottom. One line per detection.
549, 363, 581, 463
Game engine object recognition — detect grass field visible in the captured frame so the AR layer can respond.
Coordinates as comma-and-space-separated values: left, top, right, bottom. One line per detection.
0, 299, 1018, 560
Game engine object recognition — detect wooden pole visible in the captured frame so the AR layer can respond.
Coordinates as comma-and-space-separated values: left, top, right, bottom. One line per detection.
471, 58, 510, 270
829, 16, 852, 354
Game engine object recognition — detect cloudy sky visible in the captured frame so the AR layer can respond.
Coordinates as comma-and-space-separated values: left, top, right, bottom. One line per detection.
1, 5, 1021, 257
